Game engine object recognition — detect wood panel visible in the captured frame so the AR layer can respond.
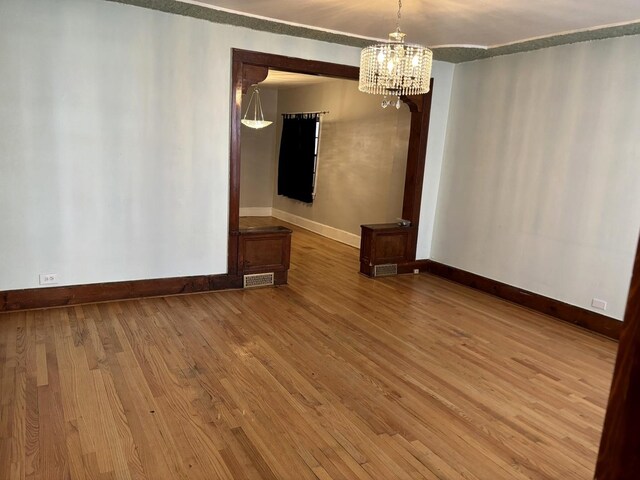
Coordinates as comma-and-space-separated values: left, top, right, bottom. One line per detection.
0, 220, 617, 479
359, 224, 416, 276
242, 65, 269, 93
238, 226, 292, 275
596, 236, 640, 478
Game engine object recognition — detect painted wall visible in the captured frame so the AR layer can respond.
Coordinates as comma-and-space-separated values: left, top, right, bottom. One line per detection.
239, 88, 278, 211
0, 0, 361, 290
271, 79, 410, 237
415, 61, 455, 259
432, 35, 640, 320
0, 0, 453, 290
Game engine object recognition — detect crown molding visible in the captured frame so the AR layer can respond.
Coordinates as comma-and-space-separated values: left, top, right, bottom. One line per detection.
106, 0, 640, 63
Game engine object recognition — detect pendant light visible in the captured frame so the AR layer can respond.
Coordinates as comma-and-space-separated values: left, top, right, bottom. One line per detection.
241, 86, 273, 129
358, 0, 433, 109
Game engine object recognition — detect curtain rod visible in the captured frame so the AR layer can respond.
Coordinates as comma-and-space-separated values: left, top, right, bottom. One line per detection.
281, 111, 329, 116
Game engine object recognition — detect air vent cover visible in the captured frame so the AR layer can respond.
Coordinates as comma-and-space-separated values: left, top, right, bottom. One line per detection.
374, 263, 398, 277
243, 272, 275, 288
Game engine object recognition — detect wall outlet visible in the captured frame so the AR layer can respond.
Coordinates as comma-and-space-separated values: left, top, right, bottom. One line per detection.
591, 298, 608, 311
39, 273, 59, 285
413, 269, 420, 274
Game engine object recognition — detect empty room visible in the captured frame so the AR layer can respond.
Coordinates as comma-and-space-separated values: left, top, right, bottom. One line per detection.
1, 0, 639, 479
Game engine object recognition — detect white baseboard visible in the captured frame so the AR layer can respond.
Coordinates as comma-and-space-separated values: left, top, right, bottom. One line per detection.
239, 207, 273, 217
271, 209, 360, 248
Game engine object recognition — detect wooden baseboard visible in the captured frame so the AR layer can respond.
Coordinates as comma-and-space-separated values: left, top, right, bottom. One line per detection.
3, 256, 620, 340
0, 271, 285, 312
412, 260, 621, 340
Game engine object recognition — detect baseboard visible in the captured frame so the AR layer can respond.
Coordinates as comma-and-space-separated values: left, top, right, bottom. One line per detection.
0, 274, 248, 312
239, 207, 273, 217
271, 209, 360, 248
4, 255, 618, 341
414, 260, 621, 340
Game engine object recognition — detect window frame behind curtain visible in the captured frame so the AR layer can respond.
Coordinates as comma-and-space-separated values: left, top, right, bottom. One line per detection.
277, 112, 324, 204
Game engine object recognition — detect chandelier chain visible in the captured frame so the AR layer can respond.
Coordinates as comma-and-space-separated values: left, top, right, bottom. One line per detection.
396, 0, 402, 30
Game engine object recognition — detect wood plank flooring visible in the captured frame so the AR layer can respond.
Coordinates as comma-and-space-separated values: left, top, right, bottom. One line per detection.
0, 218, 617, 479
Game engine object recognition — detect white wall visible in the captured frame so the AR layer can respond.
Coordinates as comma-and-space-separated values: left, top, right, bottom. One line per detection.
432, 35, 640, 320
0, 0, 361, 290
415, 61, 456, 259
0, 0, 453, 290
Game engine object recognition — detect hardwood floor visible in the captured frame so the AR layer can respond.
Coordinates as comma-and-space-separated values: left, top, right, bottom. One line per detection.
1, 219, 617, 479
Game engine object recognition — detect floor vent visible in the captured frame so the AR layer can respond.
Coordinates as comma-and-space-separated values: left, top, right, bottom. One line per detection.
374, 264, 398, 277
243, 272, 275, 288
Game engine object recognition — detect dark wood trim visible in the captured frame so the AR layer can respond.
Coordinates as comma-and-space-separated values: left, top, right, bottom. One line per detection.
414, 260, 621, 340
396, 259, 432, 275
0, 274, 244, 312
400, 85, 434, 227
228, 53, 243, 276
229, 49, 435, 276
596, 236, 640, 478
242, 65, 269, 93
399, 86, 434, 259
231, 49, 361, 80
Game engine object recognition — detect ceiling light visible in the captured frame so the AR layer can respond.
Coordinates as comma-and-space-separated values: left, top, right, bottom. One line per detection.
241, 86, 273, 129
359, 0, 433, 109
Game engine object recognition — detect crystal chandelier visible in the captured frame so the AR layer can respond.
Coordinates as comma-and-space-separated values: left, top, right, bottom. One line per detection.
358, 0, 433, 109
241, 86, 273, 129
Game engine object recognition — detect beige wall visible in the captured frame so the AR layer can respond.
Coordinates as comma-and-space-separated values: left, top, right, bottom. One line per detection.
433, 35, 640, 320
271, 80, 411, 236
240, 88, 278, 210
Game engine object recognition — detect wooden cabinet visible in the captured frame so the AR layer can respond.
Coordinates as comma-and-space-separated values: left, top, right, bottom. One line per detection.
238, 226, 292, 284
359, 223, 416, 277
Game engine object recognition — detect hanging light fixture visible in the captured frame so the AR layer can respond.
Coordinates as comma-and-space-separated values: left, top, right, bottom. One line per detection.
241, 86, 273, 129
359, 0, 433, 109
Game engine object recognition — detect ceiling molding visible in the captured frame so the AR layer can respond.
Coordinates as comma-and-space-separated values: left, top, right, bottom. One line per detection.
433, 22, 640, 63
106, 0, 371, 47
106, 0, 640, 63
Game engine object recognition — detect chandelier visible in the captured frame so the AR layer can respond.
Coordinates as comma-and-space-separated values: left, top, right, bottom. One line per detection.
358, 0, 433, 109
241, 86, 273, 129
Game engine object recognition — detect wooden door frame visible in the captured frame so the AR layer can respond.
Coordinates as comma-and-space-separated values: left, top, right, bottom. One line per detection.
228, 48, 434, 275
596, 235, 640, 478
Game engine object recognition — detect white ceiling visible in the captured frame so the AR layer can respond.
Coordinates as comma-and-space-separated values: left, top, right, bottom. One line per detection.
189, 0, 640, 47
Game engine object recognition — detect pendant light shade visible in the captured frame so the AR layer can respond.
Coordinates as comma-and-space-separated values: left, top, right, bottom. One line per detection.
241, 87, 273, 129
359, 0, 432, 108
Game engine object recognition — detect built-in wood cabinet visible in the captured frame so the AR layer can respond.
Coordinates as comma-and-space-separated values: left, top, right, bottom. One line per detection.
359, 223, 417, 277
238, 226, 292, 284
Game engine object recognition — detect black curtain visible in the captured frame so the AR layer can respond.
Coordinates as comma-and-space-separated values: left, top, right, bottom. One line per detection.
277, 114, 318, 204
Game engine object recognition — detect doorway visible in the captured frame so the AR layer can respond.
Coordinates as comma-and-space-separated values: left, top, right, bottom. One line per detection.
229, 49, 433, 280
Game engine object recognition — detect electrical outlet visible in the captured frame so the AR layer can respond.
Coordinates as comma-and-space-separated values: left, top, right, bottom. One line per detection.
591, 298, 607, 311
413, 269, 420, 274
39, 273, 59, 285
